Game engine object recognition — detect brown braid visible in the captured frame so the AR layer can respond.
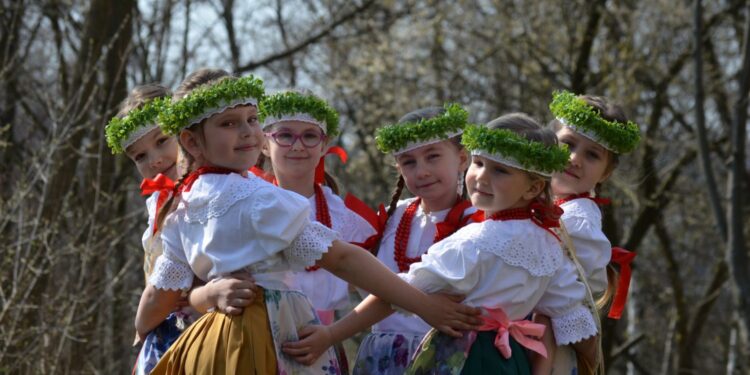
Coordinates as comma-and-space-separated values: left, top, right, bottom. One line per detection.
323, 171, 340, 195
155, 170, 190, 232
386, 174, 405, 218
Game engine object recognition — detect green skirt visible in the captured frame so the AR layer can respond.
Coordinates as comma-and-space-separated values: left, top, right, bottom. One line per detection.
406, 329, 531, 375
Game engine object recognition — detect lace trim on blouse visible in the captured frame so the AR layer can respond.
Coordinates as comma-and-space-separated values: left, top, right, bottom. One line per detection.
183, 175, 263, 224
464, 223, 562, 277
550, 304, 598, 345
148, 255, 193, 291
284, 221, 338, 270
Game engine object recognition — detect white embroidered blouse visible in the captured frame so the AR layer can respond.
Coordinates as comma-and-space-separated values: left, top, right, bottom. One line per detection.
559, 198, 611, 296
372, 197, 476, 336
291, 185, 377, 311
148, 173, 339, 292
400, 219, 598, 346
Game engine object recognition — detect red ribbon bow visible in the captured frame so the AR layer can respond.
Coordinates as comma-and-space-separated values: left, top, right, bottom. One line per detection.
529, 201, 563, 230
179, 166, 238, 194
434, 199, 473, 242
315, 146, 348, 184
140, 174, 175, 234
608, 247, 637, 319
478, 307, 548, 359
472, 203, 562, 241
344, 194, 388, 252
249, 166, 276, 183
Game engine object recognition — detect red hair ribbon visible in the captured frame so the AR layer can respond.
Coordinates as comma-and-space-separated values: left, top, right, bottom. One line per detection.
608, 247, 637, 319
344, 194, 388, 252
140, 173, 175, 234
554, 192, 611, 206
478, 307, 548, 359
315, 146, 348, 184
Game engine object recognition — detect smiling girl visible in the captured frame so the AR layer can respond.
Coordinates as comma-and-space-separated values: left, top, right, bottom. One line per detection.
351, 105, 475, 375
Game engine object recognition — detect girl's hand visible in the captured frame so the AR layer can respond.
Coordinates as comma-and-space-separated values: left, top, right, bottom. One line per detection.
419, 293, 482, 337
174, 295, 190, 310
209, 272, 258, 315
281, 325, 334, 366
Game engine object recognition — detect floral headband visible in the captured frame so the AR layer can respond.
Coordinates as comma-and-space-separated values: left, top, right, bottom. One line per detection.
105, 96, 170, 154
549, 90, 640, 154
462, 124, 570, 177
375, 103, 468, 155
259, 91, 339, 136
158, 75, 265, 135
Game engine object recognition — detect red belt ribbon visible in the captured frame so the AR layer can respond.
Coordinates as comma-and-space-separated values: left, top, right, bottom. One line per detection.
478, 307, 548, 359
140, 173, 175, 234
608, 247, 637, 319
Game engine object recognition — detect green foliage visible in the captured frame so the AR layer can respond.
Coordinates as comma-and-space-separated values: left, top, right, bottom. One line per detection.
259, 91, 340, 136
461, 124, 570, 175
159, 75, 265, 135
104, 97, 170, 154
549, 90, 641, 154
375, 103, 468, 154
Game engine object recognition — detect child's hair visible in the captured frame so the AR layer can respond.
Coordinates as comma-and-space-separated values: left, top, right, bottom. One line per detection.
384, 106, 465, 218
155, 68, 233, 230
485, 113, 557, 207
117, 84, 172, 117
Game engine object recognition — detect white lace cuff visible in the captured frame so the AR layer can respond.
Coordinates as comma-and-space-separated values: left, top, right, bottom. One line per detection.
148, 256, 193, 291
550, 304, 598, 345
284, 221, 338, 270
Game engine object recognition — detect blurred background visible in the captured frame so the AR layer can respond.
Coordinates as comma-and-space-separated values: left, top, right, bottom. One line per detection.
0, 0, 748, 373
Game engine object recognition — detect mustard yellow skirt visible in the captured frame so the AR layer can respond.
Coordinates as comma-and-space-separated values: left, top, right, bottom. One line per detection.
150, 290, 277, 374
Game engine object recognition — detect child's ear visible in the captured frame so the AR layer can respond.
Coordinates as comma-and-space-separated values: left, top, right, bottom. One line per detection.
458, 148, 469, 171
261, 140, 271, 157
180, 130, 201, 160
522, 178, 546, 201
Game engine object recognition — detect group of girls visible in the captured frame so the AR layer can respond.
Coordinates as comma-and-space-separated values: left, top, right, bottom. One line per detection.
105, 67, 640, 374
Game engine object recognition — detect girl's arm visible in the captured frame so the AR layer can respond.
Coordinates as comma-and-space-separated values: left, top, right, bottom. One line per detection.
531, 314, 556, 375
317, 240, 481, 336
134, 284, 182, 340
188, 272, 258, 315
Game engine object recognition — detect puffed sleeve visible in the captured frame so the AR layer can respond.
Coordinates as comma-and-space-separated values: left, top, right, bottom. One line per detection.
562, 200, 611, 295
249, 186, 338, 270
535, 259, 598, 346
400, 235, 482, 295
148, 213, 194, 291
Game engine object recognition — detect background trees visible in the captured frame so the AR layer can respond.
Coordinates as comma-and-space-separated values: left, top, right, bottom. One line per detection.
1, 0, 747, 373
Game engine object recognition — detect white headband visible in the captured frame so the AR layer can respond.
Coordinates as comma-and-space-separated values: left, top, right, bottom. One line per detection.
471, 150, 552, 177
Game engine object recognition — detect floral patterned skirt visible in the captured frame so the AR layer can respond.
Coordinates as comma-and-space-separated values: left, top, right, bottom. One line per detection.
353, 331, 425, 375
405, 329, 530, 375
133, 312, 193, 375
151, 288, 342, 375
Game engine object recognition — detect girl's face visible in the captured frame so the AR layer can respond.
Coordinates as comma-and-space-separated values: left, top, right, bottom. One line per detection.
395, 140, 468, 207
181, 105, 264, 174
551, 126, 613, 197
465, 155, 544, 216
262, 121, 328, 180
125, 128, 179, 180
